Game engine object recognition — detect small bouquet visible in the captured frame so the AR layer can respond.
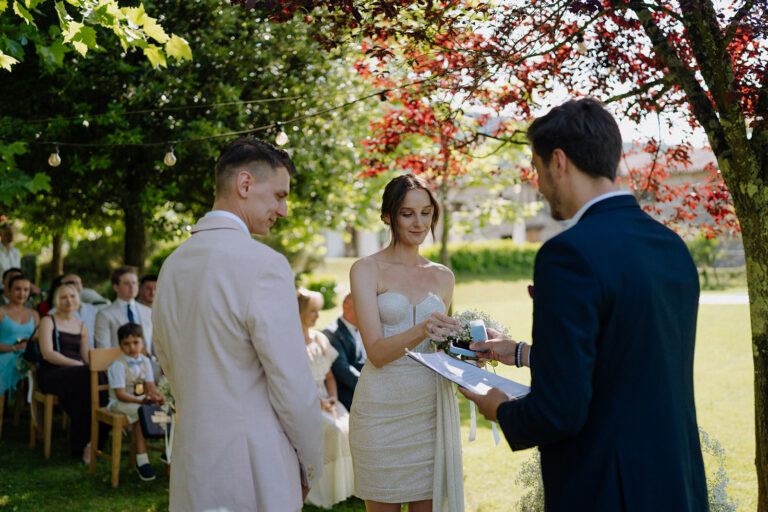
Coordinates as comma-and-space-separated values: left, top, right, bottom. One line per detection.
156, 375, 176, 413
15, 354, 31, 374
430, 309, 510, 364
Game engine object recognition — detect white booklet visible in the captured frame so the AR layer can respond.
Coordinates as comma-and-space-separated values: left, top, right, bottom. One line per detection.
406, 349, 530, 400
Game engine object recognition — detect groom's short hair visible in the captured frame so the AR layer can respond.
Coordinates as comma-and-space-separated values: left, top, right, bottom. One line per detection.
527, 98, 622, 181
214, 137, 296, 198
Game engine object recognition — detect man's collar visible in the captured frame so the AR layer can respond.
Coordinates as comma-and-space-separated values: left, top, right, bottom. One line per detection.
204, 210, 250, 235
340, 316, 357, 334
117, 298, 136, 308
560, 190, 633, 231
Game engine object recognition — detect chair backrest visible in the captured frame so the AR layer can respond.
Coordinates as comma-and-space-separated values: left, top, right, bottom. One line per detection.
89, 348, 123, 410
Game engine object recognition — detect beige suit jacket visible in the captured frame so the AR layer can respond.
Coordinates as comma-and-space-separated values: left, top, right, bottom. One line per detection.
153, 215, 323, 512
94, 299, 153, 352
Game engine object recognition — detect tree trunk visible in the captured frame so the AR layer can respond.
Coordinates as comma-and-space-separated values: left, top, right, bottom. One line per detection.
745, 233, 768, 512
50, 232, 64, 282
735, 193, 768, 510
438, 179, 452, 315
123, 207, 147, 273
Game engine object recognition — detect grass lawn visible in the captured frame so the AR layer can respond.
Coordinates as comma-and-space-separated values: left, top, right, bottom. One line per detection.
0, 259, 755, 511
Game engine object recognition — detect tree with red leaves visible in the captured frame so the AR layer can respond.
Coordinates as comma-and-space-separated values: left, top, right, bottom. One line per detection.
256, 0, 768, 506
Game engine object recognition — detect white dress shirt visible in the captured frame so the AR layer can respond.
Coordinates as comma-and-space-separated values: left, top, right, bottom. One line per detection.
560, 191, 633, 231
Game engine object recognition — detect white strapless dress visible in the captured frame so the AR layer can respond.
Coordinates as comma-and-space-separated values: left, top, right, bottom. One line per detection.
349, 292, 464, 510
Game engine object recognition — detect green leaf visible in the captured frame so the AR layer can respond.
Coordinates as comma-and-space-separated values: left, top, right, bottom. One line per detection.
27, 172, 51, 193
63, 21, 97, 56
0, 52, 19, 71
122, 4, 147, 26
37, 40, 68, 68
4, 39, 24, 59
13, 0, 36, 26
89, 1, 117, 27
54, 1, 71, 24
0, 0, 8, 14
142, 43, 166, 68
142, 16, 169, 44
165, 34, 191, 61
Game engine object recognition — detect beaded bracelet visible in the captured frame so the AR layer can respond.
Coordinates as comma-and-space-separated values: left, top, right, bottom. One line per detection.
515, 342, 525, 368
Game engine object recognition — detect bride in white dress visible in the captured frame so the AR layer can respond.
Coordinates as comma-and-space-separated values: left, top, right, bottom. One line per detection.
349, 174, 464, 512
298, 289, 355, 508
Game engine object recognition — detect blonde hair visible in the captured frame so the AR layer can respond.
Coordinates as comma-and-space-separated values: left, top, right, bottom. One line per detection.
297, 288, 324, 316
53, 283, 81, 310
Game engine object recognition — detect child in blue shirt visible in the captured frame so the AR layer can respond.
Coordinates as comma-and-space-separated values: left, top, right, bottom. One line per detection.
107, 322, 165, 481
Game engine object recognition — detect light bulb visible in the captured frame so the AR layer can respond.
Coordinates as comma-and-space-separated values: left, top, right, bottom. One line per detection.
48, 151, 61, 167
164, 149, 177, 166
275, 130, 289, 146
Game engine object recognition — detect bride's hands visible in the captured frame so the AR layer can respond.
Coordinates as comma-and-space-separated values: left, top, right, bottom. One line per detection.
423, 312, 460, 341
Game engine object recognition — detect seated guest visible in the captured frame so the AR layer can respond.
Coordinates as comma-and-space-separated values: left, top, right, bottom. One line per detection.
322, 292, 366, 412
36, 274, 65, 318
37, 282, 105, 462
1, 268, 36, 309
95, 266, 153, 353
137, 275, 157, 309
0, 274, 39, 398
49, 274, 99, 349
106, 322, 166, 481
298, 289, 354, 508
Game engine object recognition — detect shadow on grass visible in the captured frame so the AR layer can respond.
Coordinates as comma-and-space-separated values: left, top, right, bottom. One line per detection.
0, 398, 170, 512
0, 394, 368, 511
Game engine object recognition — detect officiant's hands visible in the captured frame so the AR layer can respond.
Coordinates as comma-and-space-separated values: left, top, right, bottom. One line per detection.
470, 328, 519, 366
458, 386, 510, 422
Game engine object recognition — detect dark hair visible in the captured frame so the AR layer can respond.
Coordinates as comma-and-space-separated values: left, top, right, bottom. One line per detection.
380, 174, 440, 245
527, 97, 622, 181
215, 137, 296, 197
140, 274, 158, 286
111, 266, 138, 286
117, 322, 144, 342
7, 274, 30, 290
2, 267, 22, 281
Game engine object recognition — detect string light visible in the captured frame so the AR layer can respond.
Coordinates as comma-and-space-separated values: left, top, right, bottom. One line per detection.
48, 146, 61, 167
163, 146, 177, 166
275, 126, 289, 146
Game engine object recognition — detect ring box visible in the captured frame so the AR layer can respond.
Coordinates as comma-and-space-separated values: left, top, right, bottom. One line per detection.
449, 319, 489, 357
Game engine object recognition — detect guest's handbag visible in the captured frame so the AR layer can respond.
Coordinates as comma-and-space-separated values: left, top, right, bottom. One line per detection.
22, 316, 60, 363
138, 404, 172, 439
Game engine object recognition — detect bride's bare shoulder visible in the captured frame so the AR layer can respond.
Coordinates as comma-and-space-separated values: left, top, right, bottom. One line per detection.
421, 258, 454, 281
350, 254, 383, 278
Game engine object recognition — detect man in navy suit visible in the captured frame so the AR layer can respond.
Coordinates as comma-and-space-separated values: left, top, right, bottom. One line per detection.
461, 98, 708, 511
322, 292, 366, 411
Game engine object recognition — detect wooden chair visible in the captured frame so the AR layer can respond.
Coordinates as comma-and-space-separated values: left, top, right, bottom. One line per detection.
88, 348, 137, 488
29, 365, 68, 458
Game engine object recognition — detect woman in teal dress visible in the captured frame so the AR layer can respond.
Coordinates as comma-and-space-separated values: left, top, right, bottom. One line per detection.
0, 274, 39, 394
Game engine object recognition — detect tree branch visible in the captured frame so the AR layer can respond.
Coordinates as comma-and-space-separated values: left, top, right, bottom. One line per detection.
625, 2, 729, 159
723, 0, 756, 48
603, 78, 669, 104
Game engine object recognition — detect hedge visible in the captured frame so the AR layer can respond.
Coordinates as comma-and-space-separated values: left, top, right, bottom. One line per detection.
422, 240, 540, 278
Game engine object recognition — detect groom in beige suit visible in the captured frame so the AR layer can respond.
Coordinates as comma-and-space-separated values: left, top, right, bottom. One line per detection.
153, 138, 323, 512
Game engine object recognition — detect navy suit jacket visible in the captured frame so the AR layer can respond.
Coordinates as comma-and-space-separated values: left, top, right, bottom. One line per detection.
497, 195, 708, 511
322, 317, 365, 411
